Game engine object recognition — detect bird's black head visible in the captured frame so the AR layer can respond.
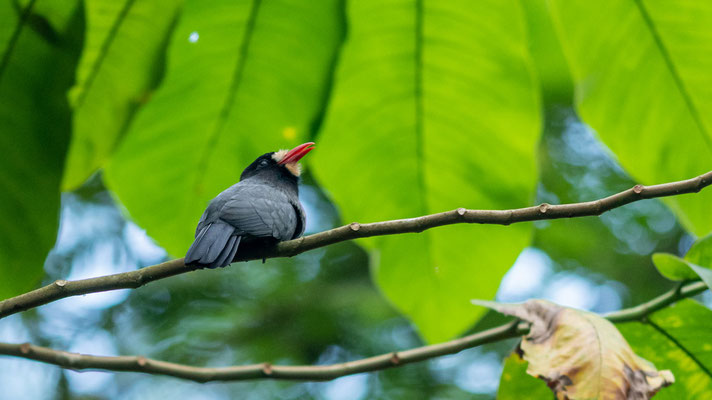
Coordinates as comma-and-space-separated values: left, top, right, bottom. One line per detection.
240, 142, 315, 185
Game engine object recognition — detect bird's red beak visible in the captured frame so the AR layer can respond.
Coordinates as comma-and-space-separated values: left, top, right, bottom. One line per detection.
278, 142, 315, 164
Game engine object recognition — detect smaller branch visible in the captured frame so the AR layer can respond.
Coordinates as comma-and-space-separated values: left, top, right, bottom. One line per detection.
0, 281, 705, 383
0, 322, 522, 382
1, 171, 711, 320
603, 280, 707, 323
0, 258, 189, 320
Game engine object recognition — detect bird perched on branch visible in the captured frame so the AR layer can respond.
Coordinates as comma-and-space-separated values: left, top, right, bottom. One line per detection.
185, 142, 315, 269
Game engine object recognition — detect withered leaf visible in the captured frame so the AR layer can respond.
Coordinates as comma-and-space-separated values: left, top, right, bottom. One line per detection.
472, 299, 674, 399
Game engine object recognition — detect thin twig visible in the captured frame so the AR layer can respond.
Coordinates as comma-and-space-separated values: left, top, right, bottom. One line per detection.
603, 280, 708, 323
0, 170, 710, 320
0, 281, 705, 382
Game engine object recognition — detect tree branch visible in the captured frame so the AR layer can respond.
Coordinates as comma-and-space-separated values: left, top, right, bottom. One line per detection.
1, 170, 710, 320
0, 281, 705, 382
603, 280, 707, 322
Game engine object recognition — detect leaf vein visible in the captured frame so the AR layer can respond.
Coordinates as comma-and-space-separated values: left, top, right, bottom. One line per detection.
192, 0, 262, 194
634, 0, 712, 150
647, 319, 712, 378
0, 0, 38, 84
73, 0, 137, 109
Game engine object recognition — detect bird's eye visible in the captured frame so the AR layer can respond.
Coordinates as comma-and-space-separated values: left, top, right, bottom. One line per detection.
260, 160, 269, 166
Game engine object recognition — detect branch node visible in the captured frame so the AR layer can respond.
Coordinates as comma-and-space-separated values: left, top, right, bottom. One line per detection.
55, 280, 68, 288
19, 343, 31, 354
390, 352, 401, 365
697, 176, 707, 192
136, 356, 147, 367
504, 209, 514, 225
262, 363, 273, 376
132, 273, 145, 287
594, 199, 603, 215
538, 203, 550, 214
349, 222, 361, 232
456, 208, 466, 217
633, 184, 644, 194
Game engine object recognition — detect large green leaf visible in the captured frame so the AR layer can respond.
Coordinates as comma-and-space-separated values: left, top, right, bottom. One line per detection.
19, 0, 78, 33
549, 0, 712, 236
62, 0, 182, 190
618, 299, 712, 399
0, 6, 14, 52
312, 0, 539, 342
0, 1, 80, 298
104, 0, 343, 256
519, 0, 572, 102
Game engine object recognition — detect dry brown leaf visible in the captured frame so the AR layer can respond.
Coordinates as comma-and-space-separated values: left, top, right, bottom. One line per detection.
472, 299, 674, 399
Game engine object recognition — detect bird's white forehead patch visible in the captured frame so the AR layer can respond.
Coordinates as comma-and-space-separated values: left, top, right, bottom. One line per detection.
272, 149, 302, 176
272, 150, 288, 162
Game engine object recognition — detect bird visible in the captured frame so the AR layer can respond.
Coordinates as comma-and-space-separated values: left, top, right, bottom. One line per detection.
185, 142, 315, 269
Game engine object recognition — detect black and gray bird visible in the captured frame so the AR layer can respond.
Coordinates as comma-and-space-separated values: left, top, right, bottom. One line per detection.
185, 142, 315, 269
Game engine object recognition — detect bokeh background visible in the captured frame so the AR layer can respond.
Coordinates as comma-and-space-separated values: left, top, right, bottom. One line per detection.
2, 0, 711, 398
2, 108, 705, 399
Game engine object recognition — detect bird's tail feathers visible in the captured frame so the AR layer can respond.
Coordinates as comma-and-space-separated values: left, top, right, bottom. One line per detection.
185, 222, 240, 269
213, 235, 240, 269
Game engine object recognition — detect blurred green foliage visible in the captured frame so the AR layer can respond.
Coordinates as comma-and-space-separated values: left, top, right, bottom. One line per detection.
0, 0, 82, 299
550, 0, 712, 236
104, 0, 343, 259
1, 0, 712, 398
64, 0, 181, 189
653, 234, 712, 288
311, 0, 539, 342
496, 352, 552, 399
618, 300, 712, 399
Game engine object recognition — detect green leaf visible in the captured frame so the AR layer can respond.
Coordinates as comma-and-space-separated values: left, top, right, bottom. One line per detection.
686, 233, 712, 267
684, 234, 712, 289
686, 263, 712, 290
618, 299, 712, 399
652, 253, 701, 281
652, 233, 712, 289
519, 0, 572, 102
62, 0, 183, 190
312, 0, 540, 342
497, 352, 554, 400
549, 0, 712, 236
0, 6, 14, 53
0, 1, 81, 298
105, 0, 344, 257
19, 0, 77, 33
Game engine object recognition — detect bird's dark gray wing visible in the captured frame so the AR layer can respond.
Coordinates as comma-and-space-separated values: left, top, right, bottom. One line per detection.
185, 220, 239, 268
219, 185, 298, 241
292, 202, 306, 239
195, 209, 209, 237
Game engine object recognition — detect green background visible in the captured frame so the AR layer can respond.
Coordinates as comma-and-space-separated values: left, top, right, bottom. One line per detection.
1, 0, 711, 398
